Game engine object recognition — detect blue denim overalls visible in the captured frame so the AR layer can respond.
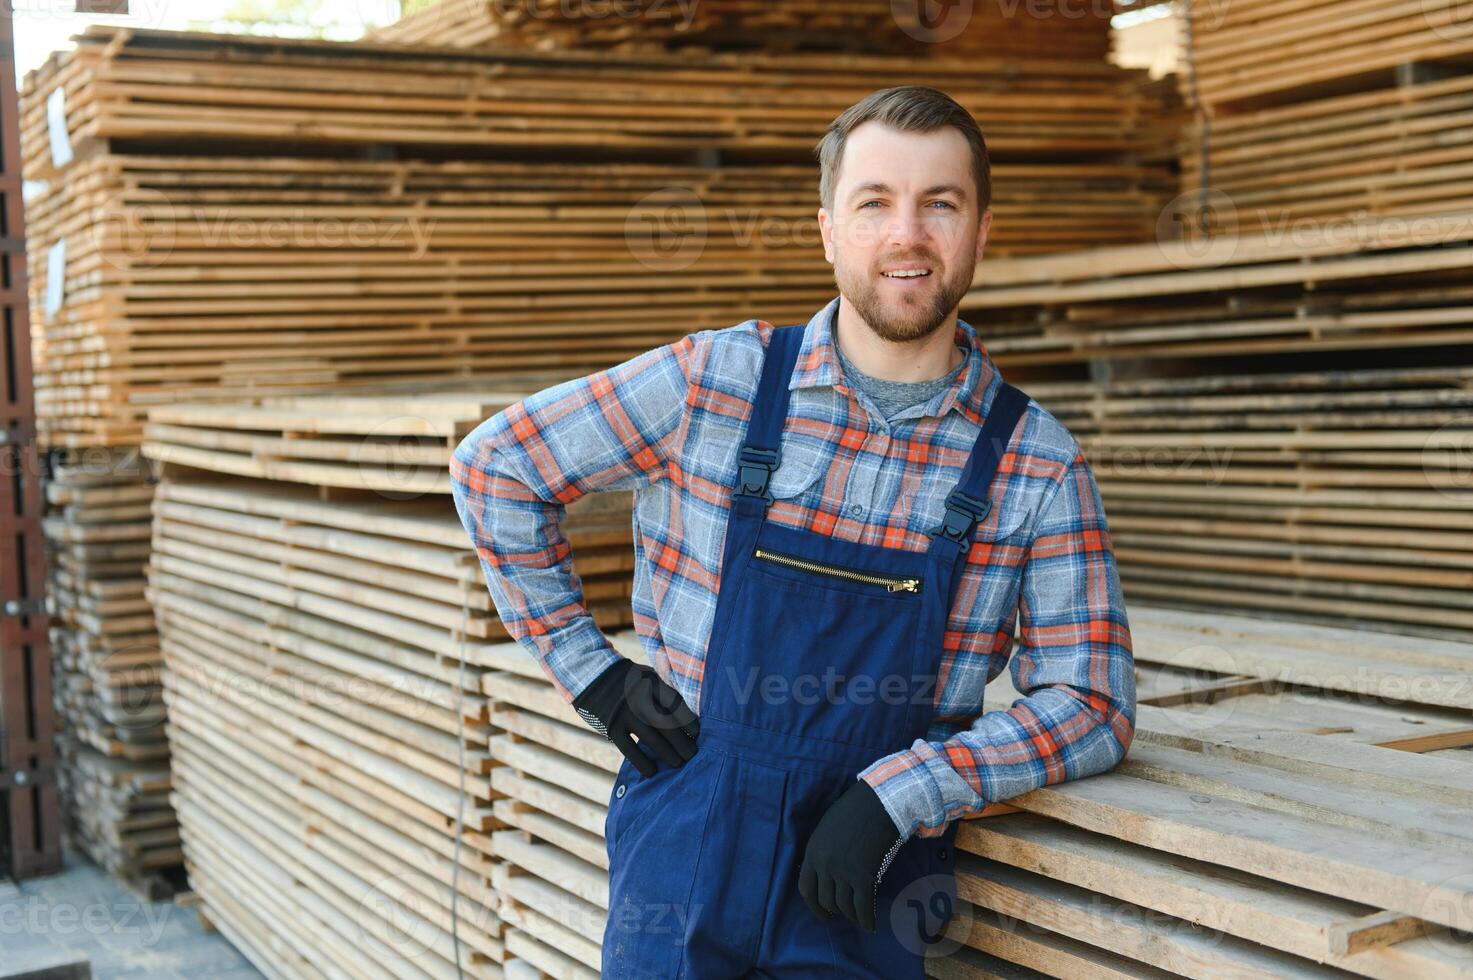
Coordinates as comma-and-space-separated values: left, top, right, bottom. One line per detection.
602, 322, 1031, 978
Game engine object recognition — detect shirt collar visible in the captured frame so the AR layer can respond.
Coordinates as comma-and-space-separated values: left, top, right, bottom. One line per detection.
788, 294, 999, 422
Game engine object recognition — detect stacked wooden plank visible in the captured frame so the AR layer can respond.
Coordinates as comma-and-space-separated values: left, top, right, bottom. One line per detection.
22, 25, 1162, 166
1033, 364, 1473, 638
136, 383, 1473, 978
1177, 1, 1473, 233
19, 26, 1174, 449
942, 604, 1473, 978
469, 596, 1473, 978
371, 0, 1113, 61
962, 217, 1473, 640
41, 447, 181, 891
1181, 68, 1473, 232
22, 152, 1168, 450
1182, 0, 1473, 113
141, 385, 637, 978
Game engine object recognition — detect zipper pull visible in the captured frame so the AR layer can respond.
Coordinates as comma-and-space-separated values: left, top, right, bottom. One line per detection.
887, 579, 920, 593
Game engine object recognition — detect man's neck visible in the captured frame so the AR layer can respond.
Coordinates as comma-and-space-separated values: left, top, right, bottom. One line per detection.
834, 300, 962, 383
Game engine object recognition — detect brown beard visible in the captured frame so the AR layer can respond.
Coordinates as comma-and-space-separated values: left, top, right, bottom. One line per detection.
834, 253, 973, 345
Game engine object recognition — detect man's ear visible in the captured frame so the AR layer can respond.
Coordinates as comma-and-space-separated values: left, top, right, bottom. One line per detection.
976, 208, 993, 261
818, 207, 835, 264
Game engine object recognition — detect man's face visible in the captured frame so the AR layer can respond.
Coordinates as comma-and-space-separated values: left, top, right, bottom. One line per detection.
818, 121, 991, 344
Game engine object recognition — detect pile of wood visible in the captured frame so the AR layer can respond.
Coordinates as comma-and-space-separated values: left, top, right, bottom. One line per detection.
962, 213, 1473, 640
1180, 65, 1473, 233
948, 603, 1473, 977
1176, 0, 1473, 233
1045, 363, 1473, 638
141, 384, 637, 977
470, 594, 1473, 977
23, 26, 1162, 163
41, 447, 181, 891
22, 153, 1167, 449
370, 0, 1113, 60
19, 26, 1173, 449
1182, 0, 1473, 113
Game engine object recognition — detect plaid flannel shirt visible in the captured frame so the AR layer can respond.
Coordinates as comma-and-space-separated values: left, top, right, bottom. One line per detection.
449, 295, 1136, 841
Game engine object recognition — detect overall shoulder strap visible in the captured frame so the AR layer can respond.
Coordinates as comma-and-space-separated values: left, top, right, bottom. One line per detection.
931, 382, 1031, 550
732, 324, 806, 504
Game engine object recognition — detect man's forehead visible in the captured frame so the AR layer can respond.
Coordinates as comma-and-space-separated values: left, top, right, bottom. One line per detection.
838, 125, 971, 193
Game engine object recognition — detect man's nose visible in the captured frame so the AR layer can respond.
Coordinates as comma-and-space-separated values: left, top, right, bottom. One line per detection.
885, 205, 928, 249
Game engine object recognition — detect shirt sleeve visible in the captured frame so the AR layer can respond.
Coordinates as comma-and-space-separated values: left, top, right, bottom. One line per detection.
856, 447, 1137, 840
448, 334, 701, 704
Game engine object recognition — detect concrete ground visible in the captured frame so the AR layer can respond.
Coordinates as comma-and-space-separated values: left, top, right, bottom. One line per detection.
1, 848, 263, 980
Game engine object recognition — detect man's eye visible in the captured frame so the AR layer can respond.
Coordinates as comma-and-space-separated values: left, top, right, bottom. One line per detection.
931, 201, 955, 209
860, 201, 882, 209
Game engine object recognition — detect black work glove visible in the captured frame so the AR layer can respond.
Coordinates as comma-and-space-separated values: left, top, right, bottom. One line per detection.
571, 657, 700, 777
798, 778, 905, 933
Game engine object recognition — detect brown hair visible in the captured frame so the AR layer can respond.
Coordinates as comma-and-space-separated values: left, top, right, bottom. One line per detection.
814, 85, 991, 215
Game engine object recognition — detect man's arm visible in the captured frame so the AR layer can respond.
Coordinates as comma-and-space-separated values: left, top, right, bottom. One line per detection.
448, 334, 701, 704
856, 447, 1137, 840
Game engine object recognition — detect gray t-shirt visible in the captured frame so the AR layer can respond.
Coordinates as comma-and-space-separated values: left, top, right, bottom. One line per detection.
834, 339, 966, 422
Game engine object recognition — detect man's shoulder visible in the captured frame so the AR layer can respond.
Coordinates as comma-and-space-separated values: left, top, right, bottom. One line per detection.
1015, 395, 1081, 467
679, 318, 779, 392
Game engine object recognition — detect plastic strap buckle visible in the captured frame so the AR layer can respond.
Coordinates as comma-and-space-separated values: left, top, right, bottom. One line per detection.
735, 445, 780, 503
933, 488, 992, 548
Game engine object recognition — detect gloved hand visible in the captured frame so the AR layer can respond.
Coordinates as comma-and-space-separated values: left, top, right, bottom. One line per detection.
798, 777, 905, 932
571, 657, 700, 777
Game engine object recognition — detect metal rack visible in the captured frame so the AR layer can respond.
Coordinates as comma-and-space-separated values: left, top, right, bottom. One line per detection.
1, 2, 62, 880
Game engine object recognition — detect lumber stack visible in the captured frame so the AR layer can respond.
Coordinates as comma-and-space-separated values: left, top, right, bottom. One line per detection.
22, 153, 1166, 450
41, 447, 181, 891
138, 384, 1473, 978
22, 25, 1161, 165
1182, 0, 1473, 113
142, 385, 637, 978
962, 214, 1473, 640
943, 604, 1473, 978
370, 0, 1113, 61
20, 26, 1173, 449
1177, 0, 1473, 233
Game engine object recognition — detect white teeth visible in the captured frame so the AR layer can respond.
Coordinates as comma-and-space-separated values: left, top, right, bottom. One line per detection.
883, 269, 930, 278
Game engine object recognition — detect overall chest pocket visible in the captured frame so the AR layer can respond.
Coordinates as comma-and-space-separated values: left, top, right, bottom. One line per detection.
900, 478, 1031, 546
764, 431, 829, 502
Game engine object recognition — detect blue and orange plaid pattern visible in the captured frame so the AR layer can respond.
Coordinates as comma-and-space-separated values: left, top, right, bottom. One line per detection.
450, 295, 1136, 841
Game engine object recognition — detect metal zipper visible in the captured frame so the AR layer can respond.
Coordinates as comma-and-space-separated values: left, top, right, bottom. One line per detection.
753, 547, 921, 593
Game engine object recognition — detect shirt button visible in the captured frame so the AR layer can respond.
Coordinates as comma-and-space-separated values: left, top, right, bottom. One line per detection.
615, 784, 626, 798
850, 503, 865, 517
